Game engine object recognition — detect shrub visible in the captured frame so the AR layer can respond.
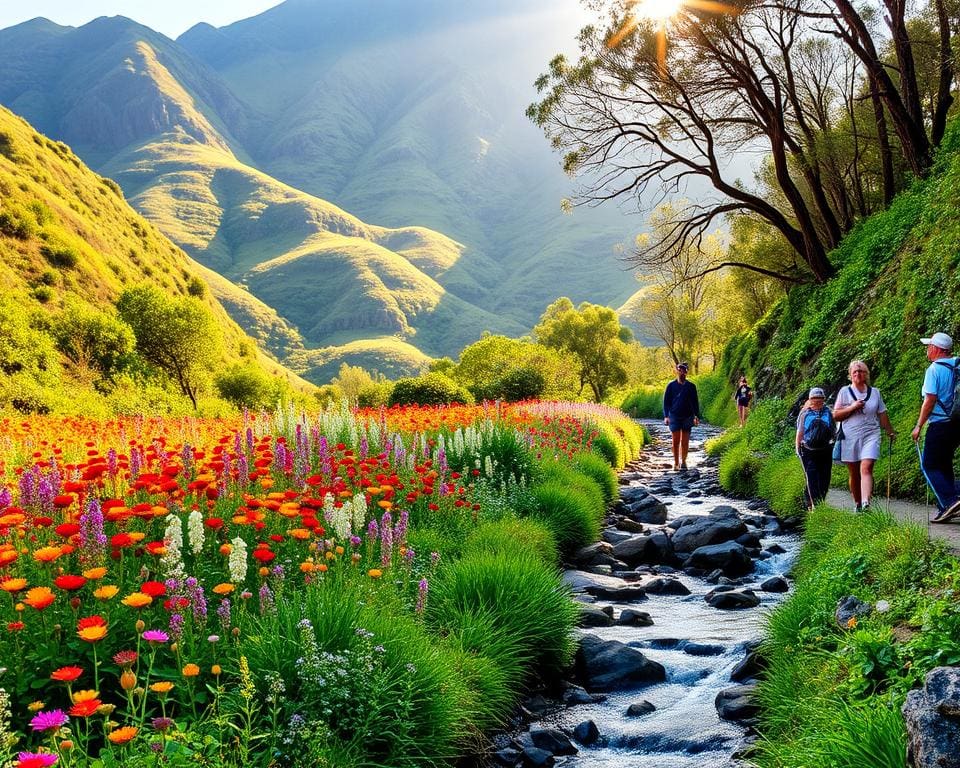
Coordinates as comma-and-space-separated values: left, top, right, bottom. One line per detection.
536, 461, 605, 517
573, 450, 619, 504
717, 439, 762, 497
389, 373, 474, 406
591, 429, 620, 466
464, 518, 558, 566
621, 384, 664, 418
489, 366, 546, 401
429, 550, 578, 676
529, 481, 602, 556
40, 242, 79, 268
31, 285, 53, 303
186, 275, 206, 297
0, 206, 36, 239
215, 364, 279, 410
356, 380, 393, 407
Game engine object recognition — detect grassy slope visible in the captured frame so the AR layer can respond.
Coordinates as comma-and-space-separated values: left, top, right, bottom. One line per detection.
0, 105, 312, 398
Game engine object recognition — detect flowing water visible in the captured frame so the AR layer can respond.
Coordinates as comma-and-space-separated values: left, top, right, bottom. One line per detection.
523, 421, 800, 768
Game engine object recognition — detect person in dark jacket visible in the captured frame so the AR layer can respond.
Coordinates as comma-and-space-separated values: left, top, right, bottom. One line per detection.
795, 387, 834, 510
663, 362, 701, 471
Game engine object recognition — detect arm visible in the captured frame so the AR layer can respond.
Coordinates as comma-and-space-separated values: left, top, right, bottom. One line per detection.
879, 410, 895, 439
663, 383, 672, 425
833, 390, 864, 421
912, 394, 938, 441
795, 422, 803, 455
692, 385, 701, 425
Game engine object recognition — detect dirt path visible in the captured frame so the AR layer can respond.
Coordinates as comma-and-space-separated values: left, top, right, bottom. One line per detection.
825, 489, 960, 556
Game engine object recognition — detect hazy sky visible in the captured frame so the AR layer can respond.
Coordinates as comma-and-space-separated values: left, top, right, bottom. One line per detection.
0, 0, 284, 38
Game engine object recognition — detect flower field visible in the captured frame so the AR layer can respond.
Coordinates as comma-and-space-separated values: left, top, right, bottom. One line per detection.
0, 402, 645, 767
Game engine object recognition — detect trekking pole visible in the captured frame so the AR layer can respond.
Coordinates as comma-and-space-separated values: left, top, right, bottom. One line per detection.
915, 440, 930, 544
886, 434, 892, 511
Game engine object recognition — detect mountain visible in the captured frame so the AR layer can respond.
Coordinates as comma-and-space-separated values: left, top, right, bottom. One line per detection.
0, 104, 312, 411
0, 3, 641, 381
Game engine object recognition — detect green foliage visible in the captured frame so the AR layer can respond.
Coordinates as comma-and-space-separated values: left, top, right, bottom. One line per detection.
389, 372, 474, 406
463, 518, 559, 567
215, 363, 283, 410
0, 296, 60, 412
621, 384, 664, 418
453, 334, 577, 401
529, 481, 602, 558
490, 366, 547, 401
186, 275, 206, 297
39, 240, 79, 269
50, 299, 135, 377
572, 450, 619, 504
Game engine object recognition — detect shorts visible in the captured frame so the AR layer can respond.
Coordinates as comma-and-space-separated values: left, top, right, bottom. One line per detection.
737, 398, 750, 407
839, 429, 881, 462
668, 416, 695, 433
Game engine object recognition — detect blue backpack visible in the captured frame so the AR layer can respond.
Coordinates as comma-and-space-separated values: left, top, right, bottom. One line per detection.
802, 407, 834, 450
933, 359, 960, 421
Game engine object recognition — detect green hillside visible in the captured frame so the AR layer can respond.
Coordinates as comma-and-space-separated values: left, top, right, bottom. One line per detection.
0, 105, 311, 412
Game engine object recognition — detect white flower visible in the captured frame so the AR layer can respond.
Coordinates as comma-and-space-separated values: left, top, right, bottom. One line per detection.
352, 492, 367, 532
229, 536, 248, 583
187, 509, 205, 555
161, 513, 185, 582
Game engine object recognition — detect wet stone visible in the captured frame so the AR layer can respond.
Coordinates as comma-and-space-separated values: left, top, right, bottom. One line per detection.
705, 588, 761, 610
578, 604, 615, 627
521, 747, 555, 767
529, 727, 577, 756
626, 701, 657, 717
760, 576, 789, 593
572, 720, 600, 745
683, 641, 725, 656
492, 748, 521, 766
716, 684, 760, 721
617, 608, 654, 626
563, 685, 605, 706
836, 595, 873, 627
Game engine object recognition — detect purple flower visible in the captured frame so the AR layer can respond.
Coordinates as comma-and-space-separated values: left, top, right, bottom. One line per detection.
17, 754, 58, 767
0, 486, 11, 508
142, 629, 169, 644
151, 716, 175, 733
416, 578, 429, 614
259, 583, 275, 614
78, 498, 107, 568
367, 519, 379, 542
217, 599, 232, 632
29, 709, 69, 732
430, 551, 440, 567
169, 612, 184, 640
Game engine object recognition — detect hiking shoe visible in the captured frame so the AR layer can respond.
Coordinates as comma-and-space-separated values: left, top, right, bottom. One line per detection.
930, 502, 960, 523
861, 501, 870, 512
854, 503, 861, 513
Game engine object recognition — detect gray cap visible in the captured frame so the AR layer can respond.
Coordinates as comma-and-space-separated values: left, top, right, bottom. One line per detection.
921, 332, 953, 350
808, 387, 826, 399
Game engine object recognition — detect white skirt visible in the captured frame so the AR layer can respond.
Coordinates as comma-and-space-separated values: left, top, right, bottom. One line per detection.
839, 428, 881, 462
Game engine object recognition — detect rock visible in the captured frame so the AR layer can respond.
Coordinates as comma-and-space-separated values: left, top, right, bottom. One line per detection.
625, 496, 668, 524
645, 532, 675, 565
563, 685, 605, 705
626, 700, 657, 717
671, 516, 749, 554
612, 535, 658, 567
571, 542, 616, 567
903, 667, 960, 767
765, 543, 787, 555
529, 727, 577, 756
835, 595, 873, 628
735, 532, 762, 548
705, 588, 761, 610
578, 604, 615, 627
576, 634, 667, 691
683, 542, 753, 576
683, 641, 725, 656
492, 748, 522, 766
731, 649, 767, 683
585, 584, 648, 601
667, 514, 701, 530
616, 517, 646, 533
522, 694, 552, 716
709, 504, 741, 518
617, 608, 654, 626
760, 576, 789, 593
602, 528, 634, 545
619, 485, 650, 502
572, 720, 600, 745
687, 490, 702, 498
639, 576, 691, 596
716, 684, 760, 721
521, 747, 555, 767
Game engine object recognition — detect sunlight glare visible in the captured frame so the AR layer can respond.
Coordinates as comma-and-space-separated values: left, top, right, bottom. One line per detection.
633, 0, 685, 21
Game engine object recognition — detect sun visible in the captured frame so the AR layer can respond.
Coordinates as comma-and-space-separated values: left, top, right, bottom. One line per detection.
633, 0, 686, 21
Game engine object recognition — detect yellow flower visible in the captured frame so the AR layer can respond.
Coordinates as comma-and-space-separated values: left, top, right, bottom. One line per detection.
82, 567, 108, 580
0, 577, 28, 593
93, 585, 119, 600
367, 568, 383, 579
28, 701, 45, 712
181, 664, 200, 678
212, 583, 234, 595
72, 689, 100, 704
32, 546, 62, 563
78, 625, 108, 642
211, 664, 222, 676
149, 681, 174, 694
121, 592, 152, 609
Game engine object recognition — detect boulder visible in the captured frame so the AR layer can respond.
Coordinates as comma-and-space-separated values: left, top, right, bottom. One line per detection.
617, 608, 654, 626
716, 684, 760, 721
563, 685, 605, 706
683, 542, 753, 576
576, 634, 667, 691
619, 485, 649, 502
731, 649, 767, 683
625, 496, 668, 524
529, 727, 577, 756
616, 517, 646, 533
639, 576, 691, 596
492, 748, 522, 766
626, 700, 657, 717
671, 516, 748, 554
602, 528, 634, 545
903, 666, 960, 768
578, 604, 615, 627
683, 641, 725, 656
835, 595, 873, 628
705, 588, 761, 610
612, 535, 659, 567
521, 747, 555, 767
571, 542, 616, 567
585, 584, 648, 601
572, 720, 600, 745
760, 576, 789, 593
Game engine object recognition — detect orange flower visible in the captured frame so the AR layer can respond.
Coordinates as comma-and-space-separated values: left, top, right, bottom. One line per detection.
211, 664, 222, 676
181, 664, 200, 677
0, 577, 27, 593
119, 670, 137, 691
121, 592, 152, 609
93, 585, 119, 600
108, 725, 138, 745
149, 681, 174, 694
367, 568, 383, 578
82, 567, 108, 580
212, 583, 234, 595
69, 698, 102, 717
71, 689, 100, 703
23, 586, 56, 610
32, 546, 62, 563
50, 666, 84, 682
77, 615, 108, 643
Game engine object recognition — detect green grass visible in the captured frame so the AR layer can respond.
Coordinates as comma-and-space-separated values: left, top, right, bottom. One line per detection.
573, 450, 620, 505
529, 481, 603, 557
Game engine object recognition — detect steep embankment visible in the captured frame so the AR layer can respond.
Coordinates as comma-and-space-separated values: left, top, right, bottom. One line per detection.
0, 105, 311, 412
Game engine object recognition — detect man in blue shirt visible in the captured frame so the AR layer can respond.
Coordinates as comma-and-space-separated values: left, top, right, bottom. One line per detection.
663, 362, 701, 471
912, 332, 960, 522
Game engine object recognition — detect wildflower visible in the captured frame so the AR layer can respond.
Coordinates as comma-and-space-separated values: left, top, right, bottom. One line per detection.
120, 670, 137, 691
113, 650, 137, 669
121, 592, 152, 609
71, 690, 99, 704
78, 499, 107, 569
228, 536, 248, 583
0, 578, 27, 593
23, 587, 55, 611
93, 585, 119, 600
212, 583, 234, 595
69, 699, 101, 717
150, 716, 174, 733
149, 681, 174, 695
29, 709, 69, 733
187, 509, 204, 556
50, 667, 83, 683
846, 616, 858, 629
415, 578, 429, 614
107, 725, 137, 745
368, 568, 383, 579
27, 701, 45, 712
82, 567, 107, 580
142, 629, 169, 644
32, 546, 61, 564
77, 615, 108, 643
15, 753, 58, 768
140, 581, 166, 598
181, 664, 200, 677
211, 664, 222, 676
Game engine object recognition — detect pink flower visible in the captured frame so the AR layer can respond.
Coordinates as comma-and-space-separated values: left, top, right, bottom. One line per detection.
17, 753, 59, 768
28, 709, 69, 733
142, 629, 169, 644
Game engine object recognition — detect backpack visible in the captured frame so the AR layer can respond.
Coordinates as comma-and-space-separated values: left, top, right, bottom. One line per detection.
933, 359, 960, 421
802, 407, 834, 450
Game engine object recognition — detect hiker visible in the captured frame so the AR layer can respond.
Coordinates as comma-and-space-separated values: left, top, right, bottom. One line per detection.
796, 387, 834, 510
833, 360, 895, 512
663, 362, 700, 471
912, 332, 960, 522
734, 375, 753, 427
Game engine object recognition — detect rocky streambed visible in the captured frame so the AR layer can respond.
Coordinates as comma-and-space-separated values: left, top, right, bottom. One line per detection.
489, 421, 801, 768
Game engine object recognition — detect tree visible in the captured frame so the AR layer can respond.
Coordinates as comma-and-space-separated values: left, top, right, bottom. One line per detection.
215, 364, 280, 410
331, 363, 381, 406
117, 285, 222, 409
50, 299, 135, 380
534, 299, 630, 402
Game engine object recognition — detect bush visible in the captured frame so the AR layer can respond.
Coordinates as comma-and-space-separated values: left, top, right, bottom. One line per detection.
717, 439, 762, 497
40, 242, 79, 268
536, 461, 606, 518
621, 384, 664, 418
464, 517, 558, 566
389, 373, 474, 406
489, 366, 546, 401
529, 481, 602, 557
215, 364, 279, 410
572, 450, 619, 504
429, 550, 578, 676
186, 275, 206, 297
356, 380, 393, 407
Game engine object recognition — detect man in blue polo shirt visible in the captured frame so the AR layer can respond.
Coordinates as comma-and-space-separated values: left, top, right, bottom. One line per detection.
912, 332, 960, 522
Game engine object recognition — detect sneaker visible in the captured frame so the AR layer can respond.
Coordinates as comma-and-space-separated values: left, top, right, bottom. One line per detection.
930, 501, 960, 523
861, 501, 870, 512
680, 462, 687, 471
854, 503, 861, 513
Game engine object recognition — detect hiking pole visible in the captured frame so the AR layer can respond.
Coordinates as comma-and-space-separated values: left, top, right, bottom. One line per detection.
915, 440, 930, 544
886, 434, 892, 511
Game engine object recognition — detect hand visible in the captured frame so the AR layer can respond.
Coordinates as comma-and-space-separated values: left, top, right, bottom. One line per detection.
912, 425, 921, 442
857, 399, 866, 411
694, 417, 700, 426
887, 431, 896, 441
664, 417, 670, 426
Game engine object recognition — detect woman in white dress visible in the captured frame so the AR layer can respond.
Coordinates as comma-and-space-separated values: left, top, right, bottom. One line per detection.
833, 360, 896, 511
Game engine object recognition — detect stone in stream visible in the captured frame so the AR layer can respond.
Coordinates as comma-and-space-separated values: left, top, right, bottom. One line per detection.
625, 700, 657, 717
570, 542, 616, 568
584, 584, 648, 601
602, 528, 634, 545
682, 641, 725, 656
671, 516, 749, 554
835, 595, 873, 628
903, 666, 960, 768
521, 747, 555, 767
730, 649, 767, 682
576, 634, 667, 691
619, 485, 650, 502
529, 727, 577, 756
735, 532, 762, 548
572, 720, 600, 745
492, 748, 522, 766
578, 603, 615, 627
562, 685, 606, 706
625, 496, 668, 524
638, 576, 691, 596
716, 684, 760, 721
705, 588, 761, 610
683, 541, 754, 576
617, 608, 654, 626
765, 543, 787, 555
760, 576, 789, 593
615, 517, 646, 533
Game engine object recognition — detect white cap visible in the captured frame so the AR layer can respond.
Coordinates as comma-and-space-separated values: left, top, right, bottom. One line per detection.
921, 332, 953, 351
808, 387, 825, 399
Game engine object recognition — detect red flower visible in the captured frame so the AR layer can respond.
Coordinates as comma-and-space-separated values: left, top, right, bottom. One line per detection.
69, 699, 102, 717
204, 518, 223, 530
110, 533, 133, 548
54, 575, 87, 591
252, 549, 275, 564
50, 666, 84, 682
7, 621, 25, 632
55, 523, 80, 537
140, 581, 166, 597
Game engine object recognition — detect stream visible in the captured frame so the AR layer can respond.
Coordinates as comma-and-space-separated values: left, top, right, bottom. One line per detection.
496, 421, 800, 768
